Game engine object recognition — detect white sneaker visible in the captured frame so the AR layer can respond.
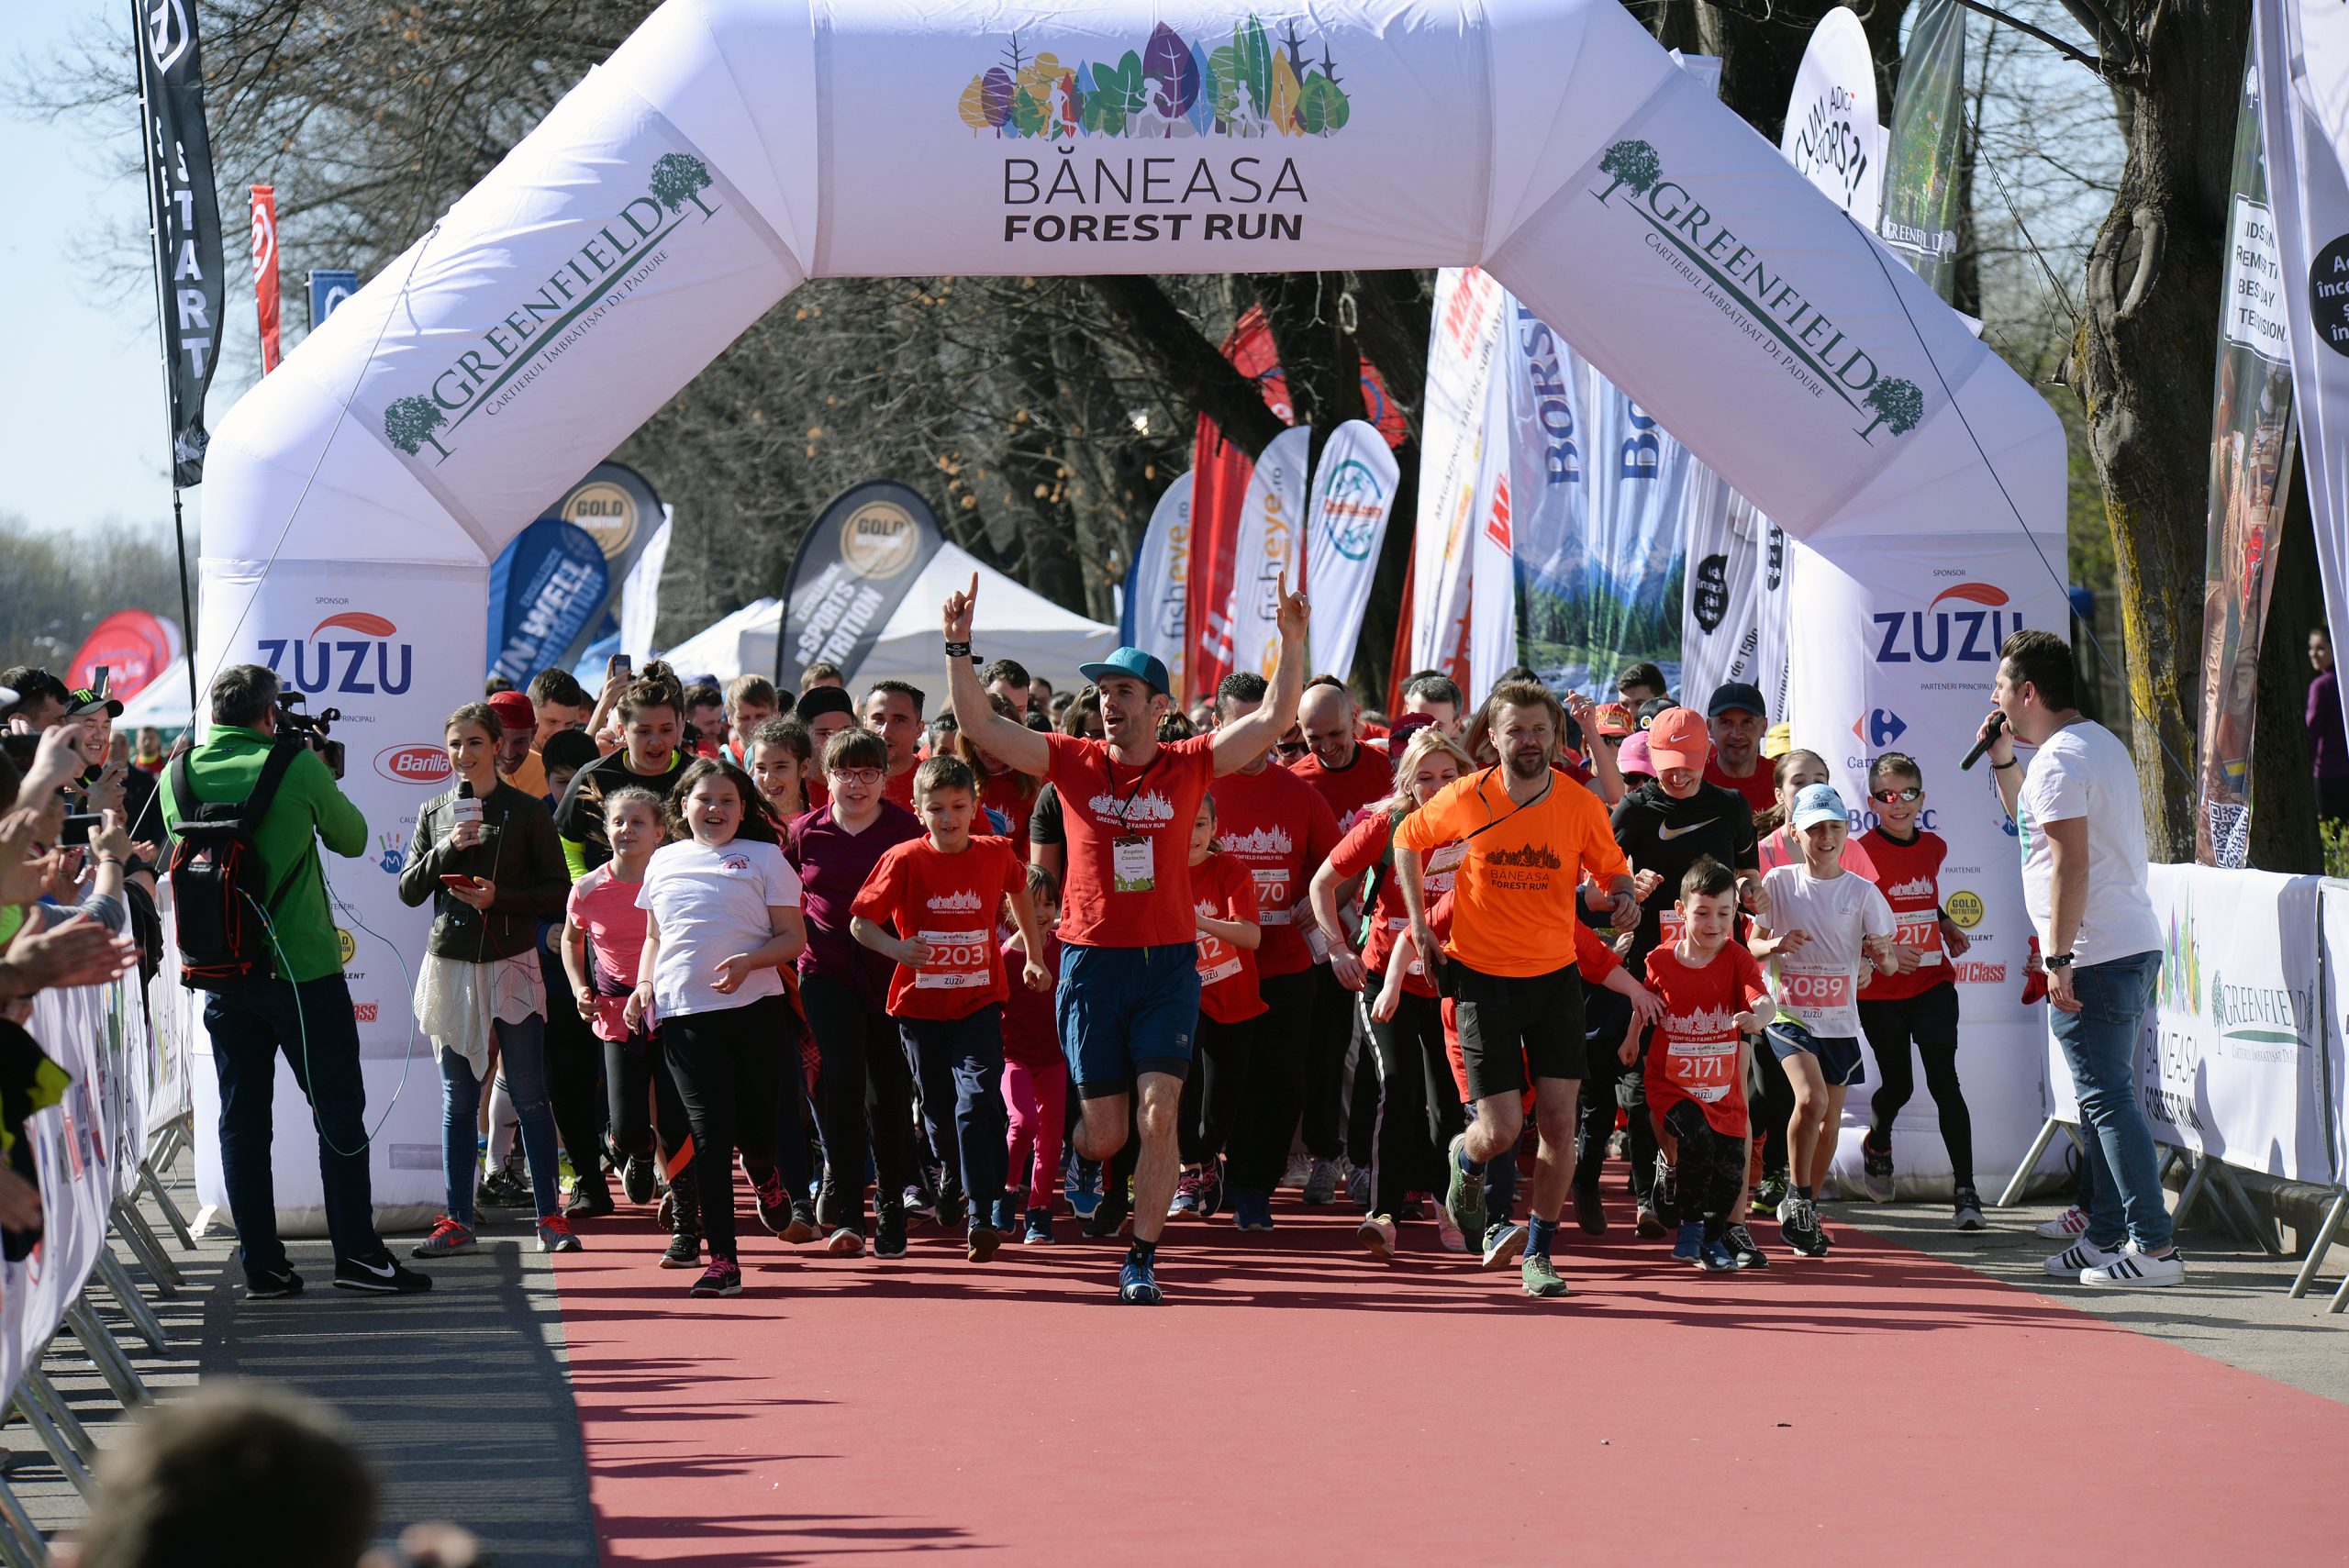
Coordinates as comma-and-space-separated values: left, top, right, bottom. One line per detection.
2035, 1206, 2088, 1240
1435, 1203, 1466, 1253
2079, 1244, 2185, 1289
1356, 1213, 1396, 1260
2043, 1238, 2117, 1277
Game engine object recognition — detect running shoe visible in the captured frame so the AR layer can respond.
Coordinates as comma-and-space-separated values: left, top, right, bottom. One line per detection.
784, 1200, 818, 1245
662, 1231, 702, 1268
1722, 1224, 1770, 1270
990, 1194, 1020, 1233
1443, 1135, 1486, 1252
1572, 1184, 1608, 1236
1197, 1156, 1226, 1221
1779, 1197, 1830, 1258
967, 1224, 1001, 1263
412, 1217, 476, 1259
1861, 1137, 1896, 1204
1697, 1238, 1738, 1272
1482, 1221, 1527, 1269
903, 1184, 940, 1226
1520, 1253, 1570, 1298
1022, 1207, 1054, 1245
689, 1259, 743, 1297
331, 1251, 432, 1294
621, 1153, 658, 1205
246, 1265, 304, 1299
1169, 1166, 1203, 1219
1231, 1188, 1275, 1233
1436, 1203, 1466, 1253
2078, 1243, 2186, 1289
2043, 1238, 2117, 1277
1066, 1159, 1104, 1221
656, 1190, 677, 1231
1671, 1220, 1703, 1262
1357, 1213, 1397, 1260
1953, 1187, 1987, 1232
477, 1168, 530, 1211
874, 1204, 908, 1259
563, 1175, 616, 1220
1635, 1205, 1666, 1240
755, 1172, 792, 1236
1302, 1158, 1339, 1206
1119, 1254, 1163, 1305
824, 1227, 864, 1258
2035, 1205, 2088, 1240
935, 1180, 968, 1231
538, 1216, 584, 1254
1346, 1160, 1373, 1208
1753, 1173, 1789, 1218
1083, 1200, 1131, 1240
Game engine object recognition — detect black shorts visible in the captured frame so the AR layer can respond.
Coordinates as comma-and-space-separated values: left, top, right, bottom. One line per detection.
1856, 981, 1959, 1052
1451, 961, 1586, 1101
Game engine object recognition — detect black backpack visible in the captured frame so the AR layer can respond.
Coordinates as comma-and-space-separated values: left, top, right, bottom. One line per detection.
165, 740, 311, 991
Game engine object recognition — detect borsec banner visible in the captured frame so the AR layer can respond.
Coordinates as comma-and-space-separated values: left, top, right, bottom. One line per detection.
485, 517, 612, 684
774, 481, 946, 692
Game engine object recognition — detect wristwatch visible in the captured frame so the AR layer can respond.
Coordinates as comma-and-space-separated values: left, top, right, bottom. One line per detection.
944, 640, 972, 658
2044, 951, 2076, 971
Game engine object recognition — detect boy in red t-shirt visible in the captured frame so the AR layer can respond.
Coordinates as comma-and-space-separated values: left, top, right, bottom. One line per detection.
1179, 793, 1264, 1225
1625, 857, 1771, 1272
999, 863, 1065, 1245
852, 756, 1052, 1262
1854, 752, 1981, 1228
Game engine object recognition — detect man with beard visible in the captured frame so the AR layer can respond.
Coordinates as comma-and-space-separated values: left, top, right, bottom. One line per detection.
1397, 681, 1635, 1298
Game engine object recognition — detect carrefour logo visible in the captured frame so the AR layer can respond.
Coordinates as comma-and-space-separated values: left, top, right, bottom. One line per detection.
260, 612, 412, 696
1872, 583, 2024, 665
1851, 708, 1907, 747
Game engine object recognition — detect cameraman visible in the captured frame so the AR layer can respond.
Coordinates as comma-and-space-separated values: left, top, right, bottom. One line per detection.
160, 664, 430, 1298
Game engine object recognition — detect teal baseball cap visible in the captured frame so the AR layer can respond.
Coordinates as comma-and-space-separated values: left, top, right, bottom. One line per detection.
1078, 646, 1172, 695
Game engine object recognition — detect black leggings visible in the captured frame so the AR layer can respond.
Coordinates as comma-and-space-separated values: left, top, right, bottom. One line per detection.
1576, 988, 1656, 1207
1227, 971, 1319, 1193
661, 995, 787, 1262
1364, 987, 1460, 1218
1179, 1011, 1257, 1165
1861, 987, 1974, 1188
604, 1030, 691, 1169
1661, 1099, 1744, 1228
541, 951, 606, 1182
798, 971, 915, 1228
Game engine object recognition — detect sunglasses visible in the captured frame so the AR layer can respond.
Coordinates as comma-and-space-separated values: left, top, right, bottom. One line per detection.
1869, 786, 1923, 805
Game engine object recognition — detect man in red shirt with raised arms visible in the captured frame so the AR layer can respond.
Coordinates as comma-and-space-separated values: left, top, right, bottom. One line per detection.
943, 570, 1308, 1305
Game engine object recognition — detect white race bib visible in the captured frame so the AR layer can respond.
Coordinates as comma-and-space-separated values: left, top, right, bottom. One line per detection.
1778, 962, 1859, 1037
913, 928, 993, 990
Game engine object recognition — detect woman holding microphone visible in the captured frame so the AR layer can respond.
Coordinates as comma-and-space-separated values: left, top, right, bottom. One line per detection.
625, 758, 807, 1297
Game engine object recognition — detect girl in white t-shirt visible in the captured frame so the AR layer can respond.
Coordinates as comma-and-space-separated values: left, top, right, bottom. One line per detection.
1748, 783, 1900, 1259
625, 759, 807, 1298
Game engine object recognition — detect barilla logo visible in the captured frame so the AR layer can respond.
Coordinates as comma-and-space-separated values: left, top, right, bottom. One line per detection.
929, 890, 985, 912
376, 745, 451, 785
1872, 583, 2023, 665
261, 612, 412, 696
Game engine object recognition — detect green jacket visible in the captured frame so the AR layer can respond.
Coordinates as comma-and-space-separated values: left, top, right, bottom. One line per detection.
158, 725, 369, 983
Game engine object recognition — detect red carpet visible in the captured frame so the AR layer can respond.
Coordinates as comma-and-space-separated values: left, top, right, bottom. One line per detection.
554, 1189, 2349, 1564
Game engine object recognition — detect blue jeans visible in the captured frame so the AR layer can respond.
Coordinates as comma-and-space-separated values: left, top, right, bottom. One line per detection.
202, 973, 384, 1283
2053, 950, 2171, 1251
440, 1014, 562, 1227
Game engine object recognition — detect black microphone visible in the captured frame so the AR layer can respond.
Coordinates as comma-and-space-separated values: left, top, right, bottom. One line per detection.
1959, 710, 2006, 772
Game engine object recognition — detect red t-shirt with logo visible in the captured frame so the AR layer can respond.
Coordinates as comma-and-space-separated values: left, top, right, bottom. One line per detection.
1209, 763, 1341, 977
1642, 942, 1769, 1137
1857, 827, 1952, 1003
1326, 809, 1467, 998
1288, 745, 1396, 835
1042, 732, 1219, 949
850, 836, 1029, 1019
1190, 850, 1266, 1025
1704, 757, 1776, 817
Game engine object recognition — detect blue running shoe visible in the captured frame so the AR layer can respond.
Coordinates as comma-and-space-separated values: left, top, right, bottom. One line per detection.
1119, 1254, 1163, 1305
1232, 1188, 1276, 1233
1022, 1207, 1054, 1244
1697, 1238, 1738, 1272
990, 1194, 1020, 1232
1672, 1220, 1704, 1262
1067, 1159, 1103, 1221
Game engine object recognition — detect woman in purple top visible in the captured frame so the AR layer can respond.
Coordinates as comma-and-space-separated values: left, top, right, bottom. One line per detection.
785, 727, 923, 1256
2309, 628, 2349, 825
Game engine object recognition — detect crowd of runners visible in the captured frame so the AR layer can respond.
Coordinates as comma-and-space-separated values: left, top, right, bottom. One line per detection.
388, 572, 2136, 1305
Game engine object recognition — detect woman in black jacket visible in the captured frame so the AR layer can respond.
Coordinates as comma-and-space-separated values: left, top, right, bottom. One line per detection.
398, 702, 575, 1255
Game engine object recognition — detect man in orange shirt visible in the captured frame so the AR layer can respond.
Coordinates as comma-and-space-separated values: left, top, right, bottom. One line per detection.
1397, 681, 1635, 1298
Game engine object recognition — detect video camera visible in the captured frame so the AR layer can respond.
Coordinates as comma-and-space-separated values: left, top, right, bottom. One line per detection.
274, 691, 346, 779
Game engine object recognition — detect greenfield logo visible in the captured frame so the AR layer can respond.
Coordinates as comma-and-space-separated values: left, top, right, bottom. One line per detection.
382, 153, 720, 463
1592, 139, 1924, 445
957, 17, 1350, 139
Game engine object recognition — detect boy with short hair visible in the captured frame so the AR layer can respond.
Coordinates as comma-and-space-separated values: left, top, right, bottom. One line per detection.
1854, 752, 1983, 1228
1749, 784, 1902, 1258
725, 675, 783, 763
851, 755, 1052, 1262
1000, 863, 1067, 1243
1625, 857, 1772, 1271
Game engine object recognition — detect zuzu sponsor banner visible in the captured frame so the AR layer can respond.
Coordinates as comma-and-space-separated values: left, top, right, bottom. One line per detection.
2046, 865, 2334, 1185
1785, 530, 2067, 1189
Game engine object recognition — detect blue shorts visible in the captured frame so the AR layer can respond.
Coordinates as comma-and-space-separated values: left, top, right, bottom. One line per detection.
1056, 942, 1200, 1097
1766, 1021, 1866, 1088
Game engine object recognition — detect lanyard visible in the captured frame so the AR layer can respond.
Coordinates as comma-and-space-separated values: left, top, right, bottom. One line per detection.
1103, 747, 1161, 832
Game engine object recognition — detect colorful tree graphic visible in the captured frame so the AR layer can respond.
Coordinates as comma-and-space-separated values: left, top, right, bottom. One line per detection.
1856, 377, 1924, 441
1595, 139, 1662, 202
960, 15, 1348, 139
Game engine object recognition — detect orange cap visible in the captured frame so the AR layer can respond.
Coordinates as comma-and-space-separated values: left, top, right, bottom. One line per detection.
1645, 706, 1711, 771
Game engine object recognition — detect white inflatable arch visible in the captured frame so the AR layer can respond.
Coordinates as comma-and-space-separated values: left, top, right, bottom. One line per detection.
193, 0, 2064, 1213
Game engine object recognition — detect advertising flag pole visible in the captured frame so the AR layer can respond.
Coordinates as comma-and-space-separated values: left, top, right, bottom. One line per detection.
132, 0, 204, 723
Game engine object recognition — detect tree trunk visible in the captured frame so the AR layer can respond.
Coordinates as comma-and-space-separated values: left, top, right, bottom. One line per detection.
2073, 1, 2245, 860
2249, 457, 2324, 872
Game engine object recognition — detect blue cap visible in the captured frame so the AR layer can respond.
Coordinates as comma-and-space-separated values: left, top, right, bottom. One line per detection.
1078, 646, 1171, 695
1790, 782, 1848, 831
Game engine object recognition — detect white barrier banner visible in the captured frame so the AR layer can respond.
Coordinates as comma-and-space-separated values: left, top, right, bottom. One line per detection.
2047, 864, 2333, 1184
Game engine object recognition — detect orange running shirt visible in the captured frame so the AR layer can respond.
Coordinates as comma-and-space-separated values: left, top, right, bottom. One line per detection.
1395, 768, 1630, 977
